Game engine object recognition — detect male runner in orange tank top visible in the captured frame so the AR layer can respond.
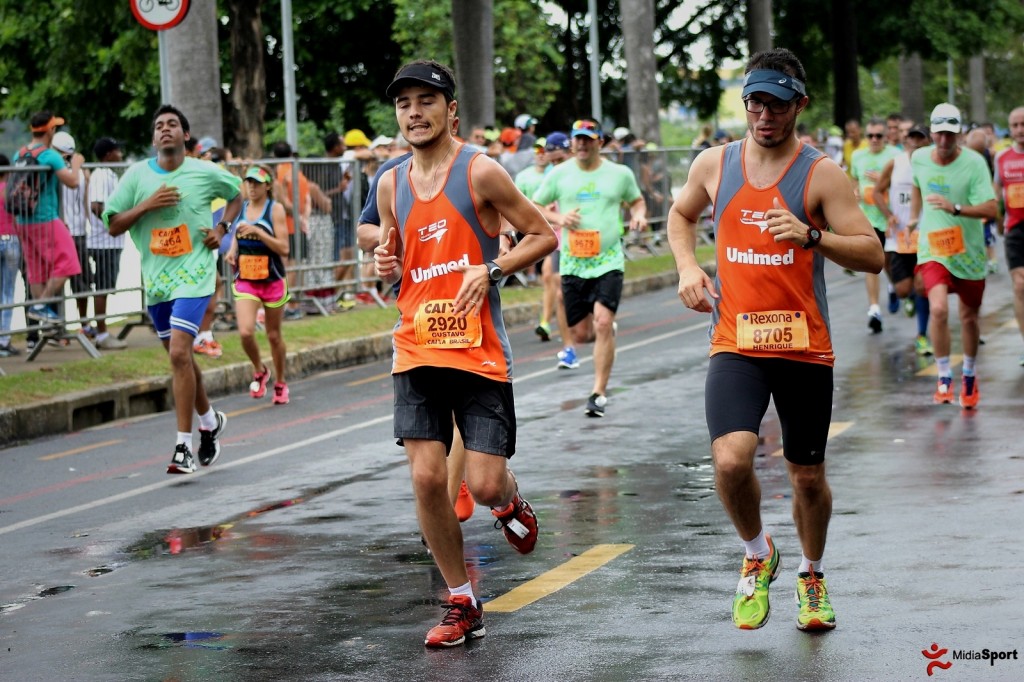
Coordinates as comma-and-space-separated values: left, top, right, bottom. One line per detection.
667, 47, 883, 633
374, 60, 556, 648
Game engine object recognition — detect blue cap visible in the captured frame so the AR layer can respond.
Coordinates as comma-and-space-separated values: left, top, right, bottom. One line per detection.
544, 132, 570, 150
741, 69, 806, 101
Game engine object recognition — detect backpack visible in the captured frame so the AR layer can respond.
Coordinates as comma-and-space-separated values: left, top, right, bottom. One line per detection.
4, 145, 48, 217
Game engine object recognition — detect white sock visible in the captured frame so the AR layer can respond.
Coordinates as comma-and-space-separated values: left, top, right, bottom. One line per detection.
95, 332, 109, 342
176, 432, 192, 451
799, 554, 824, 574
868, 304, 880, 315
962, 355, 976, 376
194, 331, 213, 345
448, 581, 477, 608
198, 407, 218, 431
742, 529, 771, 559
936, 356, 952, 379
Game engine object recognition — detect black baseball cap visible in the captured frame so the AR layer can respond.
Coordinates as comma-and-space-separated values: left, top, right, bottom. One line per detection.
906, 125, 929, 138
386, 63, 455, 100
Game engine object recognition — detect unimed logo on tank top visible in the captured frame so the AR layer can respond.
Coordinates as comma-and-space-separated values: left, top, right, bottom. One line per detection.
727, 207, 795, 266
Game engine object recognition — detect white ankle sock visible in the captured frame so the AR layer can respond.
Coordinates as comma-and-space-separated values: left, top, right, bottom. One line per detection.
198, 408, 217, 431
448, 582, 477, 607
176, 432, 192, 451
742, 530, 771, 559
799, 554, 823, 574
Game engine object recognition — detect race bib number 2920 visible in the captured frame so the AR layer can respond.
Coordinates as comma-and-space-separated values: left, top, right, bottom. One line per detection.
413, 300, 482, 348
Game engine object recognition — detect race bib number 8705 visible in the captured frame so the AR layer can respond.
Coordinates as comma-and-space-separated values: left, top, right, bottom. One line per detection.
735, 310, 809, 352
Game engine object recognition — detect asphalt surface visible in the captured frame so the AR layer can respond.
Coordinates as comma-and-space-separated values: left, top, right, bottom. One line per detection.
1, 260, 1023, 681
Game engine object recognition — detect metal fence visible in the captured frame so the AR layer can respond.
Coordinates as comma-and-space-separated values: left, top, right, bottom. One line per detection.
0, 145, 703, 366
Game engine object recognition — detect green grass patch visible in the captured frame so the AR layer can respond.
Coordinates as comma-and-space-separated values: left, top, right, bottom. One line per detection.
0, 247, 712, 408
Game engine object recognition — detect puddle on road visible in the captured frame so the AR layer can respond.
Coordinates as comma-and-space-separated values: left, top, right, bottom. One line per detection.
136, 631, 231, 651
0, 584, 77, 615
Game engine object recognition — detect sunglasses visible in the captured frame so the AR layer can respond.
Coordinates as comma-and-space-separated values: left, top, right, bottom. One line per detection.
572, 120, 599, 131
931, 117, 960, 126
866, 133, 885, 139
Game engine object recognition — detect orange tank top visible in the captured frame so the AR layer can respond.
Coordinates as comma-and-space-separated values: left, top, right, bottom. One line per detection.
390, 144, 513, 381
709, 140, 834, 366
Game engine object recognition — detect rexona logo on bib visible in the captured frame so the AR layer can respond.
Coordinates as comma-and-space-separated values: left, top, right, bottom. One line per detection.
409, 253, 470, 283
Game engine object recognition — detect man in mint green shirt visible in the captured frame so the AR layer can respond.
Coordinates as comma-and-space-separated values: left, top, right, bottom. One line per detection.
909, 102, 997, 408
105, 105, 242, 475
532, 118, 646, 418
850, 119, 901, 333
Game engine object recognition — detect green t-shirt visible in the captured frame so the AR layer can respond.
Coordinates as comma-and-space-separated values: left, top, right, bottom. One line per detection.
14, 145, 66, 224
850, 145, 900, 231
532, 158, 642, 278
104, 157, 241, 304
514, 164, 548, 202
911, 146, 996, 281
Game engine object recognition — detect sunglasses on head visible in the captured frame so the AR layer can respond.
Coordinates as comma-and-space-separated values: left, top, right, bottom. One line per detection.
932, 117, 960, 126
572, 120, 599, 132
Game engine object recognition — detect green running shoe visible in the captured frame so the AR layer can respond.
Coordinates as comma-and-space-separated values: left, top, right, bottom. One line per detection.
731, 535, 780, 629
915, 335, 934, 356
796, 569, 836, 631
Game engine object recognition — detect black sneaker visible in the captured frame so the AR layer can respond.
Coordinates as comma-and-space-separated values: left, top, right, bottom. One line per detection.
167, 443, 197, 474
197, 411, 227, 466
585, 392, 607, 417
0, 343, 20, 357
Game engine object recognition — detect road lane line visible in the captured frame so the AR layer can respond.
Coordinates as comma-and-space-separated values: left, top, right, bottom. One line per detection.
916, 354, 963, 377
485, 544, 634, 613
347, 371, 390, 387
227, 404, 274, 418
771, 421, 853, 458
38, 439, 124, 462
0, 415, 392, 537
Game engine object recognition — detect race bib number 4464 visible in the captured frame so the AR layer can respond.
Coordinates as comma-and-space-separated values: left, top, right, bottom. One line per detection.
413, 300, 483, 348
736, 310, 809, 352
149, 224, 192, 257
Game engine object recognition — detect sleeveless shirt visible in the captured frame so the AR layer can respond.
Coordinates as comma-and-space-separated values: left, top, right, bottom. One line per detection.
233, 199, 286, 282
710, 139, 834, 366
390, 143, 513, 381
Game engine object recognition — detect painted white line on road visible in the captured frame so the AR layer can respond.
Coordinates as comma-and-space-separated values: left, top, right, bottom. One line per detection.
0, 415, 392, 536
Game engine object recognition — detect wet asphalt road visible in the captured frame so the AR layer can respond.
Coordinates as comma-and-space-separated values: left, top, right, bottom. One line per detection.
1, 261, 1023, 681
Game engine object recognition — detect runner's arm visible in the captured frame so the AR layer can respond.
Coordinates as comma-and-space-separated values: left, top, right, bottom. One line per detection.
667, 148, 718, 313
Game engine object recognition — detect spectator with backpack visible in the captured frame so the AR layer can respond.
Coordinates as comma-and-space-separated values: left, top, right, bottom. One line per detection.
6, 111, 84, 324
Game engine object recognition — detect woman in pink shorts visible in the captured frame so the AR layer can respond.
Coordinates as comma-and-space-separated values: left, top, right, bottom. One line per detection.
226, 166, 291, 404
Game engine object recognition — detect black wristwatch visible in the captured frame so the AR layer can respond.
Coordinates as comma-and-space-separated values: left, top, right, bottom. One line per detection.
485, 261, 503, 285
803, 226, 822, 249
216, 220, 230, 232
953, 204, 962, 216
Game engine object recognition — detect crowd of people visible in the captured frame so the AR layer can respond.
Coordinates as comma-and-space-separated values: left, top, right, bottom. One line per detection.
6, 45, 1024, 651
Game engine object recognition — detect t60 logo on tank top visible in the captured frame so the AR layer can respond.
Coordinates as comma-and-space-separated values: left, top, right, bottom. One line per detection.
739, 209, 770, 233
409, 253, 470, 283
417, 218, 448, 244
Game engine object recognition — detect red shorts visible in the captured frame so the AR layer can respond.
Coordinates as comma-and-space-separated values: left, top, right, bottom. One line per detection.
915, 260, 985, 309
15, 219, 82, 284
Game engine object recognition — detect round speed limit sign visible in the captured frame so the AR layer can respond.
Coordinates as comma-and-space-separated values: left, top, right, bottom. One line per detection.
130, 0, 192, 31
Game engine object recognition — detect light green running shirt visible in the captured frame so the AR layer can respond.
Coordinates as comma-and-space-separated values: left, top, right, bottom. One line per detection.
104, 157, 241, 304
911, 146, 995, 281
532, 158, 641, 278
850, 145, 901, 231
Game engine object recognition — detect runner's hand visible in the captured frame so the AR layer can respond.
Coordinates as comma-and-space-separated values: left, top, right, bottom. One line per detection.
452, 262, 489, 318
200, 227, 220, 250
766, 197, 810, 245
561, 207, 581, 229
677, 264, 717, 313
145, 184, 180, 211
374, 226, 401, 283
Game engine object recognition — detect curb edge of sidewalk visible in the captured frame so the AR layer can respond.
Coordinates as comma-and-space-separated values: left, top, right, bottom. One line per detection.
0, 270, 688, 448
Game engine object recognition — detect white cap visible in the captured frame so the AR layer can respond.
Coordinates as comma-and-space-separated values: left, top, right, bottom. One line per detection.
514, 114, 537, 130
613, 126, 631, 141
370, 135, 394, 150
51, 131, 76, 155
930, 103, 962, 134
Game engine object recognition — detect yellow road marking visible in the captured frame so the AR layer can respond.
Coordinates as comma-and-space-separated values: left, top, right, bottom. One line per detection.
347, 371, 390, 387
771, 421, 853, 458
39, 439, 123, 462
485, 544, 634, 613
916, 354, 962, 377
227, 404, 274, 418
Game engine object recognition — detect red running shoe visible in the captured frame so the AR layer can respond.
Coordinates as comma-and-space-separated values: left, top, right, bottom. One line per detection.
424, 595, 484, 647
250, 366, 270, 399
959, 375, 980, 409
454, 479, 475, 522
491, 487, 538, 554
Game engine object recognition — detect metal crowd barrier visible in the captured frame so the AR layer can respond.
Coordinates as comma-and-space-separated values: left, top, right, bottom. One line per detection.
0, 145, 702, 367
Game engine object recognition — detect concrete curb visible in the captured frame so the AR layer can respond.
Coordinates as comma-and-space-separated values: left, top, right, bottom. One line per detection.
1, 270, 684, 447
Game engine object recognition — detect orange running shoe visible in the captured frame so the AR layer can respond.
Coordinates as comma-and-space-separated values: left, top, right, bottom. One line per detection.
959, 375, 980, 409
424, 595, 484, 647
932, 377, 953, 404
491, 488, 538, 554
193, 339, 223, 358
454, 480, 475, 522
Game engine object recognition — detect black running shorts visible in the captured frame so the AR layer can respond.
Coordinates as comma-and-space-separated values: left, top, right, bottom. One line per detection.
393, 367, 517, 457
1005, 224, 1024, 271
888, 252, 918, 286
562, 270, 624, 327
705, 352, 833, 465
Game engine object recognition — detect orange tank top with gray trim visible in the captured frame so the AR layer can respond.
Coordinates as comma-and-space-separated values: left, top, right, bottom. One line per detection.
709, 139, 834, 366
390, 143, 513, 381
